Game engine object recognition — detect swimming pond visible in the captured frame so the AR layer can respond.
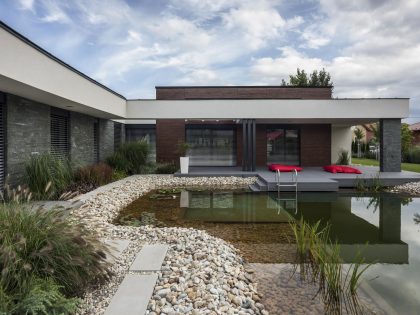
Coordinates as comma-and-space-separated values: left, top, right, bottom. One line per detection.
116, 190, 420, 314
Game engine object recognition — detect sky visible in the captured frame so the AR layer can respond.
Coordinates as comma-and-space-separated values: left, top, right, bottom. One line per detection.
1, 0, 420, 122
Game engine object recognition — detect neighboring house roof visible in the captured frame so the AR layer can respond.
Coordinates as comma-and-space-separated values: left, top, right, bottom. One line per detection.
409, 122, 420, 131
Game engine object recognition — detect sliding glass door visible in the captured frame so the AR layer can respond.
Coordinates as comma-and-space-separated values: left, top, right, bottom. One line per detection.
186, 125, 236, 166
267, 127, 300, 165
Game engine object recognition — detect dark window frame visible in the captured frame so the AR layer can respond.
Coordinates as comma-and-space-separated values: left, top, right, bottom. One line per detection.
265, 124, 301, 166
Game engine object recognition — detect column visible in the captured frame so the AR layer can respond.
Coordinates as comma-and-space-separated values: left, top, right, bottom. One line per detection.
380, 118, 401, 172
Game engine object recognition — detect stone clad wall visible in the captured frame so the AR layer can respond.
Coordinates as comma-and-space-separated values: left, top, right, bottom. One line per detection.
380, 118, 401, 172
4, 93, 116, 184
70, 112, 96, 167
99, 119, 114, 161
6, 94, 51, 184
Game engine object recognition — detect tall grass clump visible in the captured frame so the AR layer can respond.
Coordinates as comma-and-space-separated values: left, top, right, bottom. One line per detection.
289, 218, 372, 314
336, 150, 350, 165
0, 205, 112, 300
24, 153, 73, 200
106, 140, 149, 174
74, 162, 114, 187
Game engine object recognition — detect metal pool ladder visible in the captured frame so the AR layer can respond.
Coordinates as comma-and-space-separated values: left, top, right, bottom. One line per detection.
275, 169, 298, 214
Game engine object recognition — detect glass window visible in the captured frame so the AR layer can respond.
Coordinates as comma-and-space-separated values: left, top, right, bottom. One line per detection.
186, 126, 236, 166
267, 127, 300, 165
125, 125, 156, 162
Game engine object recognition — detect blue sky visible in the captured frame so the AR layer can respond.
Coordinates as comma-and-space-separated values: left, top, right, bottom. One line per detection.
1, 0, 420, 122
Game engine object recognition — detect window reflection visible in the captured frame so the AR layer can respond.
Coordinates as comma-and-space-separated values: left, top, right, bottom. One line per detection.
267, 127, 299, 165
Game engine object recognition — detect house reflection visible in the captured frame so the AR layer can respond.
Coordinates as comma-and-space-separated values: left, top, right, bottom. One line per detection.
180, 191, 409, 264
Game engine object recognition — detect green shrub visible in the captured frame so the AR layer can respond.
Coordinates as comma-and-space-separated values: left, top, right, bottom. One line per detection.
336, 150, 350, 165
106, 141, 149, 174
112, 169, 128, 181
0, 205, 112, 296
74, 162, 114, 187
155, 162, 178, 174
404, 147, 420, 163
24, 153, 73, 200
0, 277, 79, 315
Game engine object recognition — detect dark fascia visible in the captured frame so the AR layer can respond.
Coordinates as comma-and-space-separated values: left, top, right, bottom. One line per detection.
0, 20, 126, 100
155, 85, 333, 89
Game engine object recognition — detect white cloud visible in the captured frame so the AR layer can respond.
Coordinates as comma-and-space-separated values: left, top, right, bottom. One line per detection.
18, 0, 35, 11
8, 0, 420, 120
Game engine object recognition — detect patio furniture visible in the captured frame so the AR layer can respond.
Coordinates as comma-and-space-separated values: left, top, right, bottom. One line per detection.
323, 165, 362, 174
268, 164, 303, 172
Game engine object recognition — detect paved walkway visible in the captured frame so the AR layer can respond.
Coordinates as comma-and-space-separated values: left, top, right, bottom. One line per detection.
104, 244, 169, 315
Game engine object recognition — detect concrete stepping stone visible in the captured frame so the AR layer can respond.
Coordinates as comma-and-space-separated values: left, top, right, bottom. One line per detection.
104, 274, 158, 315
130, 244, 169, 271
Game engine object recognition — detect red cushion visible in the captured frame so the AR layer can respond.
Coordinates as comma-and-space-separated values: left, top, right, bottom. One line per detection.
341, 166, 362, 174
268, 164, 303, 172
323, 165, 362, 174
323, 165, 343, 173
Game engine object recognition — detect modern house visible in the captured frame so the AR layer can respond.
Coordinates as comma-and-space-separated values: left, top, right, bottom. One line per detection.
0, 21, 410, 186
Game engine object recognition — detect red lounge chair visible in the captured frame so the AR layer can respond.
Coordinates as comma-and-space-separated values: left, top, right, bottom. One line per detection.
268, 164, 303, 172
323, 165, 362, 174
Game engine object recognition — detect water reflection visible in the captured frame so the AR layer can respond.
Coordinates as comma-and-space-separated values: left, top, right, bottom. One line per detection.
180, 191, 410, 264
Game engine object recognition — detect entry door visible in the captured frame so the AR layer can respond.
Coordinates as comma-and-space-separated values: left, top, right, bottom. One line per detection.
267, 128, 300, 165
186, 126, 236, 166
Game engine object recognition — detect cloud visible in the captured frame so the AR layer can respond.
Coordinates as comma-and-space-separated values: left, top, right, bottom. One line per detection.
18, 0, 35, 11
4, 0, 420, 120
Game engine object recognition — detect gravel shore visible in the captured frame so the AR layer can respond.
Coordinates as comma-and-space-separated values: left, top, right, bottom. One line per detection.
388, 181, 420, 196
71, 175, 267, 315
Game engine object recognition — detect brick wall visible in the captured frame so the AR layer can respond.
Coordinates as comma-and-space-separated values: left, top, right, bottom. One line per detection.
6, 94, 51, 183
156, 86, 332, 100
156, 119, 185, 163
300, 124, 331, 166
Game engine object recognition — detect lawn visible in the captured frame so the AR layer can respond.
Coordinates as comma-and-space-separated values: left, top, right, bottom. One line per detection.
352, 157, 420, 173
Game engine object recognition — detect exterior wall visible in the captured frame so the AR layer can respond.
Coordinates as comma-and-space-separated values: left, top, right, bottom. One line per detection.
70, 112, 96, 167
127, 98, 409, 120
300, 124, 331, 166
156, 119, 185, 163
99, 119, 114, 161
156, 87, 332, 100
6, 94, 50, 183
331, 126, 353, 164
380, 119, 401, 172
0, 24, 126, 119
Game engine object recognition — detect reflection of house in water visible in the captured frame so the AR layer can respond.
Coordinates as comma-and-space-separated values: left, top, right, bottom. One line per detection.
286, 192, 408, 264
180, 191, 408, 264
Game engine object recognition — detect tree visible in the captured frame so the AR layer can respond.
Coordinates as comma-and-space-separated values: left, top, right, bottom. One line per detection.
354, 127, 364, 143
354, 127, 365, 157
284, 68, 333, 87
371, 122, 413, 157
401, 123, 413, 157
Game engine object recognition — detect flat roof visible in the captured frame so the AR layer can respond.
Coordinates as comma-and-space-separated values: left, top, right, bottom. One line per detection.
155, 85, 333, 89
0, 20, 126, 100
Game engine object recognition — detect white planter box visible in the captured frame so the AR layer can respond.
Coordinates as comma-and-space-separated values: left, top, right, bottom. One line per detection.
180, 156, 189, 174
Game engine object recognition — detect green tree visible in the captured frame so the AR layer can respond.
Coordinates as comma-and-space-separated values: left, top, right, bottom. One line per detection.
401, 123, 413, 157
285, 68, 333, 87
354, 127, 364, 143
371, 122, 413, 157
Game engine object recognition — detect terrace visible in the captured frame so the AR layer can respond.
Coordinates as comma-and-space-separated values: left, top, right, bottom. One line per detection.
175, 165, 420, 191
